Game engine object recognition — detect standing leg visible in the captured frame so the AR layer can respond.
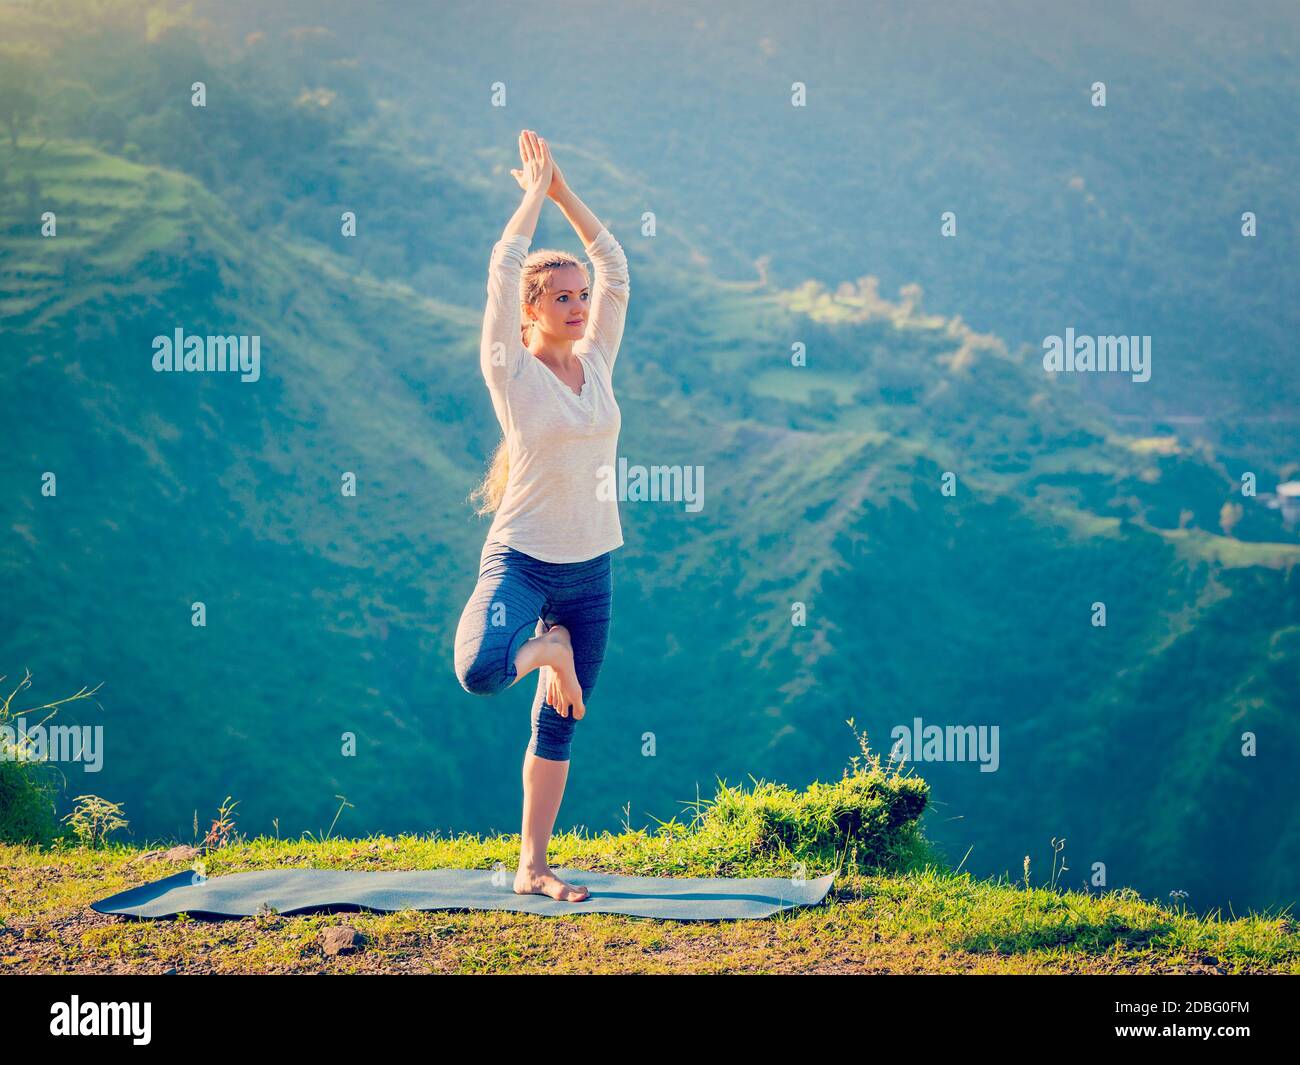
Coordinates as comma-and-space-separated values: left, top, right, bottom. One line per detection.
514, 554, 612, 901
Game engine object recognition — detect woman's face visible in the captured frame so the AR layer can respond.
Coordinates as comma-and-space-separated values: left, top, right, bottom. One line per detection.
525, 265, 589, 341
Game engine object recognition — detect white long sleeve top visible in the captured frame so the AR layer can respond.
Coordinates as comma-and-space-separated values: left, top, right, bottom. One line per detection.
477, 225, 630, 563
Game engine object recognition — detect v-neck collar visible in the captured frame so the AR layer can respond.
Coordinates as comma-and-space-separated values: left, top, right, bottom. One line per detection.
532, 350, 589, 400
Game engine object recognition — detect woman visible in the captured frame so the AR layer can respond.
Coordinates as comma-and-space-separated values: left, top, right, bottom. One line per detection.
453, 130, 629, 903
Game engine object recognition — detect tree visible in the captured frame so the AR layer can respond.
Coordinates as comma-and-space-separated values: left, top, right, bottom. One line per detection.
0, 55, 39, 147
1219, 501, 1242, 538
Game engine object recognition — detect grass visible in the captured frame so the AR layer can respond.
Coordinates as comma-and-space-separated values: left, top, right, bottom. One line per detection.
3, 835, 1295, 975
750, 368, 863, 405
1159, 526, 1300, 570
1, 757, 1295, 974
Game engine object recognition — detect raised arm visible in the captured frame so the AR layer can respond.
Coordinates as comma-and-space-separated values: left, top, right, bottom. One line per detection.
555, 186, 629, 372
480, 134, 552, 389
479, 226, 531, 389
503, 133, 631, 371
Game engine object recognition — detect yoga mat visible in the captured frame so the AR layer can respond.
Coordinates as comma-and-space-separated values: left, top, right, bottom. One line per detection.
90, 868, 837, 921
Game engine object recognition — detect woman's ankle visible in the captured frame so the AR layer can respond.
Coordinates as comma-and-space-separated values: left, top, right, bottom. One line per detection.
513, 633, 552, 679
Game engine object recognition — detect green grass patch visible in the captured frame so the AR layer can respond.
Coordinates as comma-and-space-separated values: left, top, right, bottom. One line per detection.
1, 756, 1295, 973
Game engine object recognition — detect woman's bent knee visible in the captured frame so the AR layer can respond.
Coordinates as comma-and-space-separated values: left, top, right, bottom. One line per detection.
455, 649, 509, 696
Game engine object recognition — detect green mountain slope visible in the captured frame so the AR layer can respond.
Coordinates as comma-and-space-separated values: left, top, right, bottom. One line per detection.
201, 0, 1300, 465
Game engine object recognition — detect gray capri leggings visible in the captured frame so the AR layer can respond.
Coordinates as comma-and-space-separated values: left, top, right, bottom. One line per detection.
453, 538, 613, 761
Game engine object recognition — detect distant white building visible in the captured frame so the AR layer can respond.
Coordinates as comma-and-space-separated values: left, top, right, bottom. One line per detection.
1264, 480, 1300, 527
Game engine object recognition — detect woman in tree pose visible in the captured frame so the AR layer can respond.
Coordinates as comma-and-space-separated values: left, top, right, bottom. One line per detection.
454, 130, 629, 902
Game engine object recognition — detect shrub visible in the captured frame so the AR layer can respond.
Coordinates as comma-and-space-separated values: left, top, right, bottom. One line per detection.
0, 752, 62, 845
695, 764, 929, 870
0, 670, 102, 845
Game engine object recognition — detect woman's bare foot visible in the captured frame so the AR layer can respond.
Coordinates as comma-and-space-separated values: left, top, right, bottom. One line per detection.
538, 623, 584, 720
514, 865, 590, 902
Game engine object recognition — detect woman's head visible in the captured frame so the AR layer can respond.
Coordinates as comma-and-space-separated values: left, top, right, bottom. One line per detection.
520, 249, 590, 347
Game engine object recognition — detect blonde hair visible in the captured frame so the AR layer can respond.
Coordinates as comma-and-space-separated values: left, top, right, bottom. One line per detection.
469, 247, 591, 515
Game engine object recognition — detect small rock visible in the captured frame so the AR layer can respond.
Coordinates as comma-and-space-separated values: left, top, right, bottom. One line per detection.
162, 967, 177, 975
164, 845, 199, 861
320, 926, 362, 957
131, 850, 166, 864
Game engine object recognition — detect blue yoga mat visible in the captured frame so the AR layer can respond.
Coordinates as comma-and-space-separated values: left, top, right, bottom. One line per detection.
90, 868, 837, 921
